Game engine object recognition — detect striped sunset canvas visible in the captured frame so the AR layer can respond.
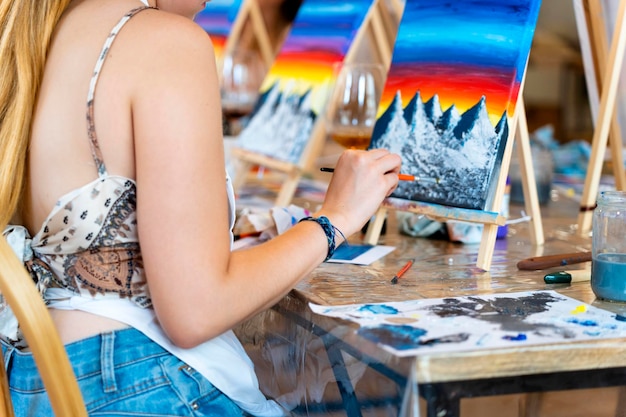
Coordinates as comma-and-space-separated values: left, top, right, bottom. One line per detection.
237, 0, 375, 164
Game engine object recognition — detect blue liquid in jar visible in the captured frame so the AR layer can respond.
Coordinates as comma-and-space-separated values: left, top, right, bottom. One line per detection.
591, 253, 626, 302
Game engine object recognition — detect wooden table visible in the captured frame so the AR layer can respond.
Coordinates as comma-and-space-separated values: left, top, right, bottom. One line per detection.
235, 194, 626, 417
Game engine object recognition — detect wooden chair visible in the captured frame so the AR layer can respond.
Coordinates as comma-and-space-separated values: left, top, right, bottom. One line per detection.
0, 236, 88, 416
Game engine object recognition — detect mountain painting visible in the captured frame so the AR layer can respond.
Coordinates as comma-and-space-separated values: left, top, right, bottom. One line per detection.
369, 0, 541, 211
237, 0, 374, 164
194, 0, 243, 63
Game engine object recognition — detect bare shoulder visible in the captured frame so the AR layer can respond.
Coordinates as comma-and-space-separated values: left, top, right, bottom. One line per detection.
122, 8, 216, 71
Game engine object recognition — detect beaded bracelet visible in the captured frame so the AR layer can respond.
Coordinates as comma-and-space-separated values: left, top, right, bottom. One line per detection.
298, 216, 346, 261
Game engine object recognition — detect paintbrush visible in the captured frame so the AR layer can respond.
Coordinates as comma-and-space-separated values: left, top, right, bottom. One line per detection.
390, 259, 415, 284
320, 167, 443, 184
517, 251, 592, 270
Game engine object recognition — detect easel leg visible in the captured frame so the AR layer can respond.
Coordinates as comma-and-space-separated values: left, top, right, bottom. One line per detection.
475, 100, 521, 271
476, 224, 499, 271
363, 207, 388, 245
275, 171, 301, 207
515, 99, 544, 246
369, 1, 393, 65
609, 114, 626, 191
231, 159, 254, 194
577, 0, 626, 234
584, 0, 626, 191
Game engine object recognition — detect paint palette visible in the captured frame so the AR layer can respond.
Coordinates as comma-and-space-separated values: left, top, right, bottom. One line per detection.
310, 290, 626, 356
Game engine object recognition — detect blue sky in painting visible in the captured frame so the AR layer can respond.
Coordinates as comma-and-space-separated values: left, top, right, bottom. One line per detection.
194, 0, 242, 36
276, 0, 373, 57
288, 0, 373, 40
393, 0, 541, 83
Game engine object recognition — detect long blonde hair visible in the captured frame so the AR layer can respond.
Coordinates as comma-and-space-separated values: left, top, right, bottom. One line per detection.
0, 0, 72, 228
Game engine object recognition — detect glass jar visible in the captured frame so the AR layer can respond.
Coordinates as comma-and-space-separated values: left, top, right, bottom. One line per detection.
592, 191, 626, 302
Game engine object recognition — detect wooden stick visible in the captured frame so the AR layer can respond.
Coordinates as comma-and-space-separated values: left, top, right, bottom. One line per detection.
517, 251, 592, 270
515, 97, 544, 245
578, 0, 626, 234
364, 206, 388, 245
477, 91, 522, 270
585, 0, 626, 190
247, 0, 275, 69
222, 0, 274, 72
369, 1, 393, 65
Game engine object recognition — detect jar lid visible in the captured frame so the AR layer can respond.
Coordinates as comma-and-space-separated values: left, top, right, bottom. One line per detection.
598, 190, 626, 205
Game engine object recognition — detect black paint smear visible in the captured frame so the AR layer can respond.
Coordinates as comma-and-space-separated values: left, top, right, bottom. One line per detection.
425, 292, 577, 339
419, 333, 470, 346
432, 292, 559, 318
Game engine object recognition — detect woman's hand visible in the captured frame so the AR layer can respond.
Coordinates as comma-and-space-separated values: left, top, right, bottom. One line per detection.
316, 148, 402, 238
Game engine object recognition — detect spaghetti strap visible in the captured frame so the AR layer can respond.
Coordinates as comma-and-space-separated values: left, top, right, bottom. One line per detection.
86, 6, 156, 177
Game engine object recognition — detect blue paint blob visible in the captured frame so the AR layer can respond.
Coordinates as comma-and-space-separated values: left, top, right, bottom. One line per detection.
615, 314, 626, 322
358, 304, 399, 315
502, 333, 527, 341
357, 324, 427, 350
583, 330, 601, 337
566, 318, 598, 327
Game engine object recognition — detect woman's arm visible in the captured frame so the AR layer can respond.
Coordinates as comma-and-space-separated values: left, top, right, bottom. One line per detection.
130, 11, 401, 348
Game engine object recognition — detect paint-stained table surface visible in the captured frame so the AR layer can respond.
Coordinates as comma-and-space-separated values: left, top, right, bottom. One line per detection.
236, 191, 626, 417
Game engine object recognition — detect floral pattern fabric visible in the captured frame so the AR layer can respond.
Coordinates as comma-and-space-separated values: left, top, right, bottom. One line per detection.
1, 6, 153, 346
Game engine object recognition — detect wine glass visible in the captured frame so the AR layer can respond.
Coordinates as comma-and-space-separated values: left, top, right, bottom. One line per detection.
220, 48, 266, 135
325, 62, 385, 150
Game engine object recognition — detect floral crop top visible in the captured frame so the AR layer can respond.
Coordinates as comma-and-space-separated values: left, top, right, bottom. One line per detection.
1, 6, 156, 345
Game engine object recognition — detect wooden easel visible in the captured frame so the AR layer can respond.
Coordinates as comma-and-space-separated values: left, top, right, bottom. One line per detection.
230, 0, 400, 207
196, 0, 273, 75
362, 0, 403, 69
218, 0, 275, 75
363, 1, 544, 272
576, 0, 626, 234
524, 1, 626, 401
364, 94, 544, 271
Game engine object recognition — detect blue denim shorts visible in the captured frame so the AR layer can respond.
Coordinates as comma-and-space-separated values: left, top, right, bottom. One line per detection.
2, 327, 246, 416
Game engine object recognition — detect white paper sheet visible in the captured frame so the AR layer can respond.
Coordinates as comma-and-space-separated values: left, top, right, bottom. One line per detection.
310, 290, 626, 356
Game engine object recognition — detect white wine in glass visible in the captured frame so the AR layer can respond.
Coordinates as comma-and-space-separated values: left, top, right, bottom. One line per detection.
326, 62, 385, 150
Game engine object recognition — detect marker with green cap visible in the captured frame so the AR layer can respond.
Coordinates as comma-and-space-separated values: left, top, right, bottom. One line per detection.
544, 270, 591, 284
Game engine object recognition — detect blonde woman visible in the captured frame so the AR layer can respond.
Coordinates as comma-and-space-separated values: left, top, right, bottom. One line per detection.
0, 0, 401, 415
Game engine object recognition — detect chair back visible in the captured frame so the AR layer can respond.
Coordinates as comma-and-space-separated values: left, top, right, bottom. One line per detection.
0, 236, 88, 416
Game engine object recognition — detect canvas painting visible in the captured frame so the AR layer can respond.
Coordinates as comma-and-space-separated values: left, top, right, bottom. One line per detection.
237, 0, 375, 164
310, 290, 626, 357
194, 0, 243, 62
369, 0, 541, 211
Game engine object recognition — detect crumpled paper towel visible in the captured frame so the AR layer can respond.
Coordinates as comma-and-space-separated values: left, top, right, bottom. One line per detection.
234, 205, 311, 242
